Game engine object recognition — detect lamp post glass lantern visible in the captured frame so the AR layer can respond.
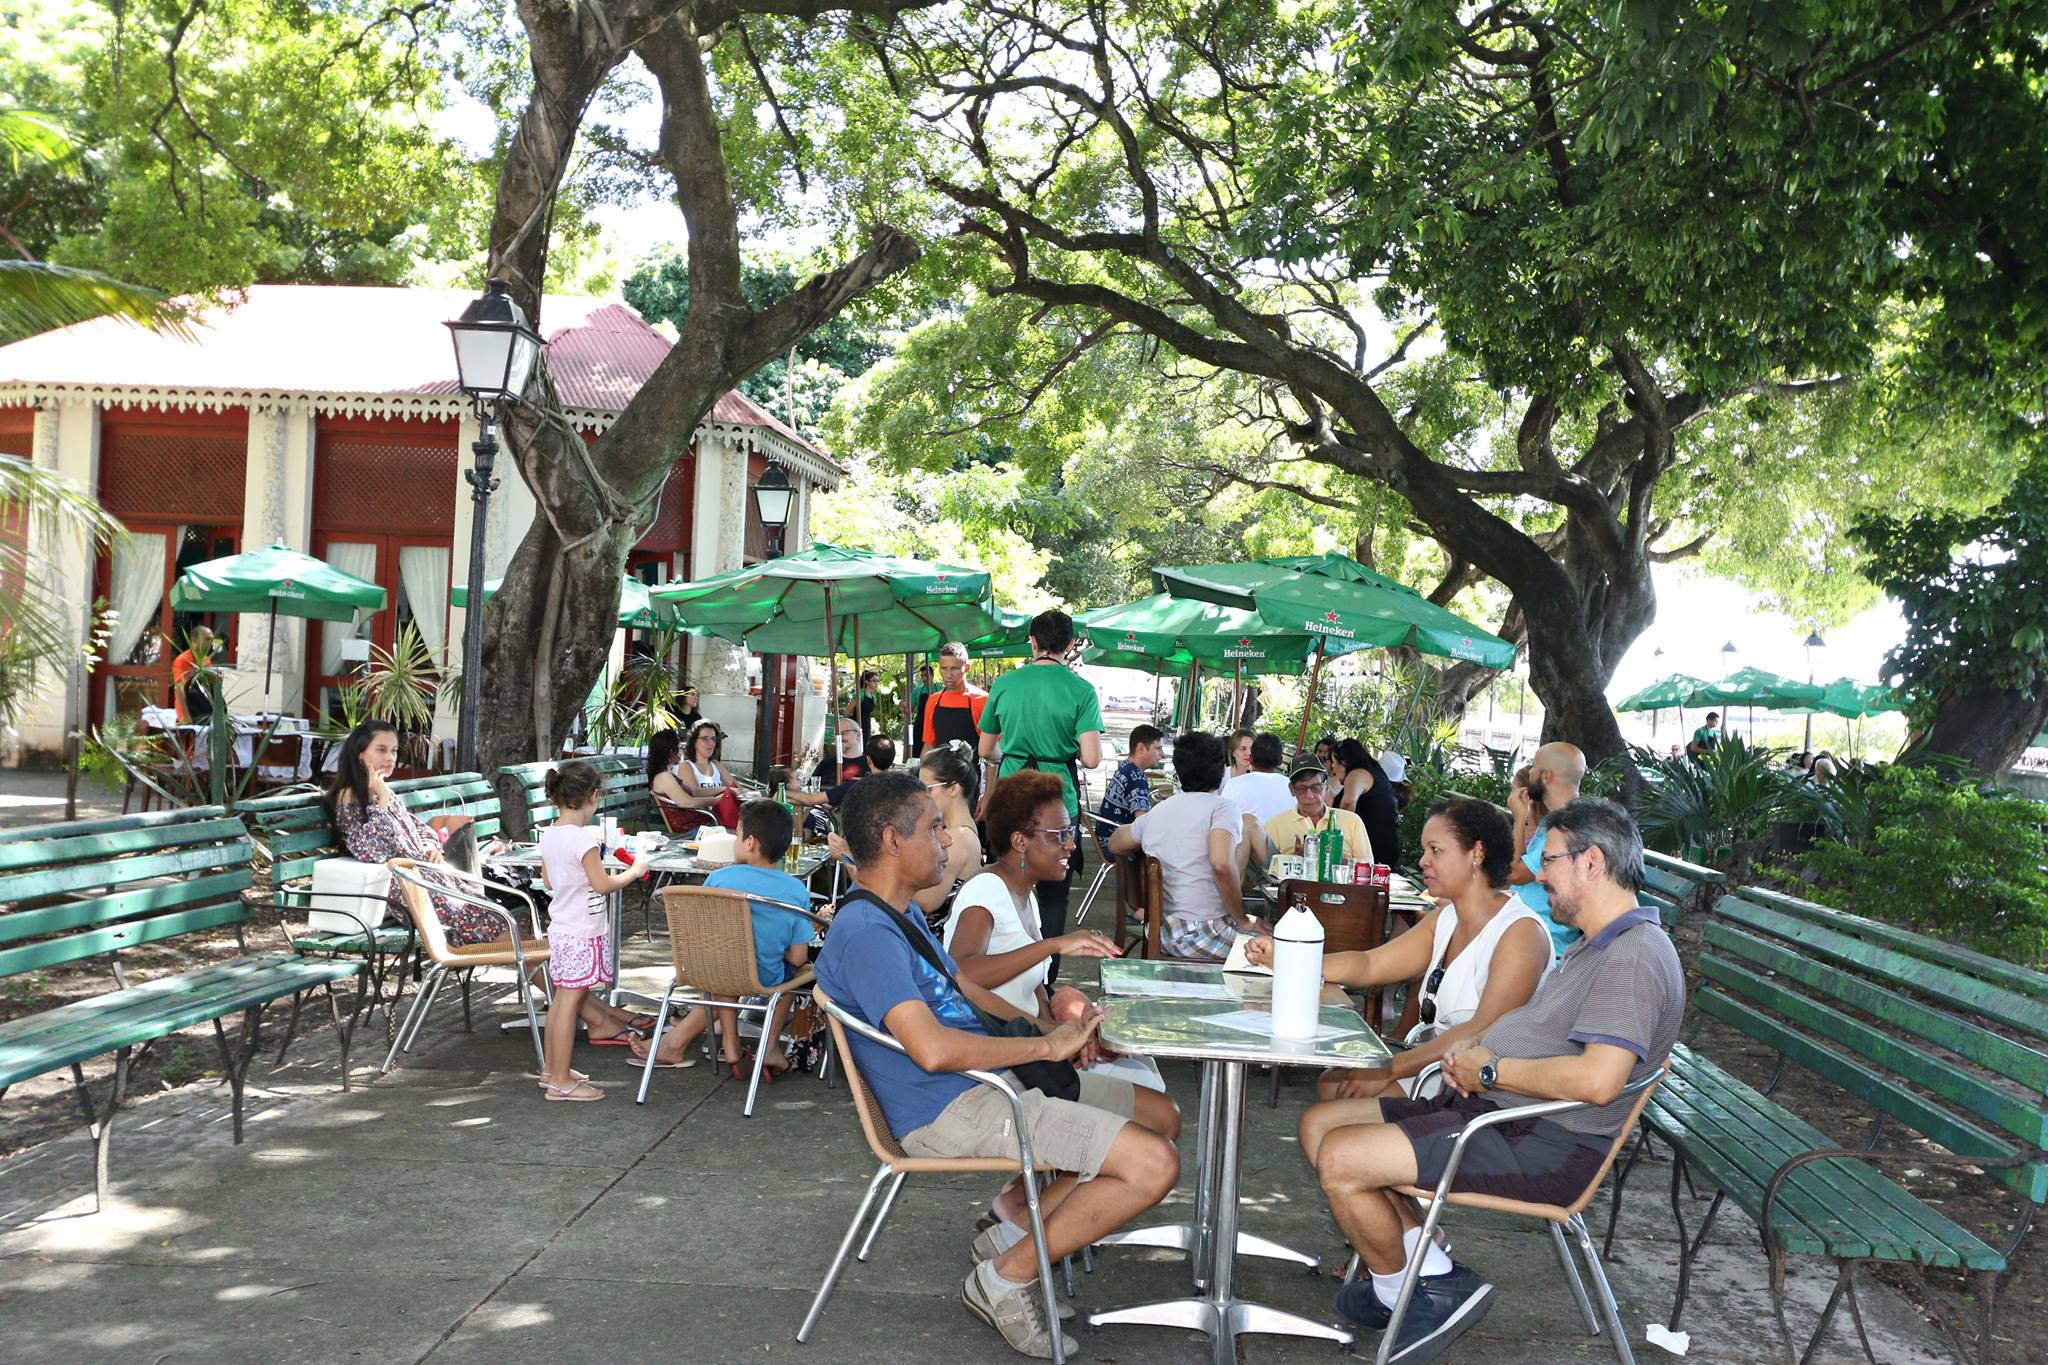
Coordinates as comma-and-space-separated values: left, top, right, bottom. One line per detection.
445, 278, 543, 772
752, 464, 793, 555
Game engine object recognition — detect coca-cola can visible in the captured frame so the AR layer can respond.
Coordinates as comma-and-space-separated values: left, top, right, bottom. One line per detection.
1371, 863, 1392, 888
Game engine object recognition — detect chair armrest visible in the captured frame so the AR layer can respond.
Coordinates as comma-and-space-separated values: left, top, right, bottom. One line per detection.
392, 864, 541, 976
1420, 1070, 1662, 1206
818, 994, 1043, 1173
434, 861, 546, 937
1759, 1144, 2033, 1259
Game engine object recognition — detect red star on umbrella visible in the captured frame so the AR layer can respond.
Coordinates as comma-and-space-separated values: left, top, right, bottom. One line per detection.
1323, 610, 1340, 623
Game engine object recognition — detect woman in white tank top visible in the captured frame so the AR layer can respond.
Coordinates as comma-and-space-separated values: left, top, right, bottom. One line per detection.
1245, 797, 1552, 1112
674, 721, 730, 800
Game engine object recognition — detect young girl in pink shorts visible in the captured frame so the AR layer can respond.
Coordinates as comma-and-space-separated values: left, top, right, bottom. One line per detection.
537, 762, 653, 1101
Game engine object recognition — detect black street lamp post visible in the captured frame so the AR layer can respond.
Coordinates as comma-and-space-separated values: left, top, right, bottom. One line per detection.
445, 279, 542, 773
1802, 629, 1827, 754
750, 463, 796, 777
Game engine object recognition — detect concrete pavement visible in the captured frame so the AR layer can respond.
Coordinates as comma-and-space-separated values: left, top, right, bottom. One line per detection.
1, 956, 1960, 1364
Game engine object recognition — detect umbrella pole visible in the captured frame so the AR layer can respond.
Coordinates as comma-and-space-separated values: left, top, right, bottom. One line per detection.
824, 589, 840, 772
265, 601, 277, 695
1295, 638, 1327, 755
1231, 660, 1243, 728
903, 652, 914, 754
1151, 669, 1161, 723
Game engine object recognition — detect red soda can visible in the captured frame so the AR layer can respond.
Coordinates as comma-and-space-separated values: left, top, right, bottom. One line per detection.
1353, 860, 1372, 884
1371, 863, 1392, 888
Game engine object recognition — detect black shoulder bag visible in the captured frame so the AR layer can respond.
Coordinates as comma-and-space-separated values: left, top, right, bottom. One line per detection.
843, 888, 1081, 1101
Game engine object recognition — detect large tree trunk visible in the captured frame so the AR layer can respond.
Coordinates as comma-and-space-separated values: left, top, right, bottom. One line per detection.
467, 7, 920, 777
1901, 682, 2048, 778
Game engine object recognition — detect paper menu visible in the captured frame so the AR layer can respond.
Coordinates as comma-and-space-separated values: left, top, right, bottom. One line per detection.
1201, 1008, 1365, 1042
1223, 934, 1272, 976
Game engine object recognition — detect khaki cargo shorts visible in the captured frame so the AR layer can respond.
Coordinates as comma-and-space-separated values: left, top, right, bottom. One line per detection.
901, 1071, 1137, 1180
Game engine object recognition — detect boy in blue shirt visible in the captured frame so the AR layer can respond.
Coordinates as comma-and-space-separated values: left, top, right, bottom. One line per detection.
632, 801, 816, 1076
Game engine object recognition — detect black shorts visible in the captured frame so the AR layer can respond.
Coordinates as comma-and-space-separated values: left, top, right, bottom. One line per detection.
1382, 1092, 1611, 1207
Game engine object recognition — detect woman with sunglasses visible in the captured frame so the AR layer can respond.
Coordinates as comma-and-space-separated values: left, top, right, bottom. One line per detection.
1250, 798, 1551, 1122
944, 771, 1122, 1014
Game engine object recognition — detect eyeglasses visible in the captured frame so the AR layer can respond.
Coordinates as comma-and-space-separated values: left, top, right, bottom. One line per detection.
1539, 847, 1587, 869
1034, 826, 1078, 846
921, 779, 954, 794
1417, 965, 1449, 1025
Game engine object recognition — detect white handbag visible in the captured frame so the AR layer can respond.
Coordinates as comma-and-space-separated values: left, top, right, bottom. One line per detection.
306, 859, 393, 935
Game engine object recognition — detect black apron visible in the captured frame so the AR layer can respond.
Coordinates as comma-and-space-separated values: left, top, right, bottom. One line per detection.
927, 694, 981, 750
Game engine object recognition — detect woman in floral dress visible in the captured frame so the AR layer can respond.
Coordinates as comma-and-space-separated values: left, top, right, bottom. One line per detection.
327, 721, 501, 945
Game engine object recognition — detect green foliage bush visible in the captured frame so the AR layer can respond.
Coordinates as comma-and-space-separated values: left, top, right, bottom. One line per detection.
1797, 767, 2048, 963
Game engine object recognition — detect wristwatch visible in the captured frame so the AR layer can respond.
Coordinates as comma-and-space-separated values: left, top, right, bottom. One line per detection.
1477, 1058, 1498, 1091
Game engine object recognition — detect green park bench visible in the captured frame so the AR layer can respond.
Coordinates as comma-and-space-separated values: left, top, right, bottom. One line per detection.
239, 773, 503, 1022
0, 808, 364, 1210
497, 754, 650, 839
1639, 848, 1727, 927
1611, 887, 2047, 1365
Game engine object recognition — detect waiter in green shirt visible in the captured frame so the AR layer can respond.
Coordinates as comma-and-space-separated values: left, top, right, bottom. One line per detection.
977, 608, 1103, 978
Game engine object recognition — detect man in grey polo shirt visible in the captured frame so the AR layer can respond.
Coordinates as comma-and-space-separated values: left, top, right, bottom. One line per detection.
1313, 798, 1684, 1364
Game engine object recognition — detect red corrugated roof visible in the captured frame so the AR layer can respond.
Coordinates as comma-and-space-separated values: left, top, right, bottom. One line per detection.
0, 284, 826, 458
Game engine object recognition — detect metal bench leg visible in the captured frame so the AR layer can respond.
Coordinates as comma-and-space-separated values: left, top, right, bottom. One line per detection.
326, 979, 367, 1092
856, 1170, 908, 1261
1568, 1212, 1637, 1364
1667, 1151, 1725, 1328
69, 1048, 131, 1213
1551, 1219, 1601, 1335
1779, 1256, 1865, 1365
798, 1164, 895, 1344
272, 990, 308, 1070
458, 970, 474, 1032
211, 1003, 266, 1144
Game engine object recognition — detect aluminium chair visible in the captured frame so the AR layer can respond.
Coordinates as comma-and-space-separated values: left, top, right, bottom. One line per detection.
797, 991, 1068, 1365
382, 860, 551, 1074
637, 885, 820, 1113
1372, 1066, 1669, 1365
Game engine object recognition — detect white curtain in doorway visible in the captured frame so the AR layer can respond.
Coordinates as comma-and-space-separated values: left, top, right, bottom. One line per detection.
320, 542, 378, 675
399, 546, 450, 664
106, 531, 167, 666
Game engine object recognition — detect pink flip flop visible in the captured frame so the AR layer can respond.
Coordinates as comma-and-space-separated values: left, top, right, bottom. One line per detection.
543, 1079, 606, 1102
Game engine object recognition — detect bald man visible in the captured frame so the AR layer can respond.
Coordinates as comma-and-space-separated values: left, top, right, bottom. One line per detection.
1507, 742, 1586, 955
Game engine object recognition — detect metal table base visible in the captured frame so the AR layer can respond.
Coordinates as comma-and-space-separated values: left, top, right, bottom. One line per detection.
1087, 1060, 1353, 1363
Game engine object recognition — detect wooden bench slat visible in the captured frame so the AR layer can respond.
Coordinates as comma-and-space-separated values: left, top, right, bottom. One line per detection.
1704, 922, 2048, 1095
0, 955, 358, 1088
1735, 886, 2048, 1003
1701, 954, 2048, 1148
1642, 849, 1727, 884
0, 868, 254, 948
0, 814, 250, 872
1655, 1057, 2004, 1267
1693, 989, 2048, 1202
0, 903, 248, 979
1715, 897, 2048, 1043
0, 840, 255, 910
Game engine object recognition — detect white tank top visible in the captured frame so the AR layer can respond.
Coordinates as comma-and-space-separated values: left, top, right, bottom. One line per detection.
685, 758, 724, 790
1412, 897, 1552, 1041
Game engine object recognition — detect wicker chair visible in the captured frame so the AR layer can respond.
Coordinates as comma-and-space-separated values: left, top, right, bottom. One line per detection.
797, 990, 1068, 1364
1370, 1066, 1668, 1365
637, 885, 820, 1113
382, 860, 551, 1074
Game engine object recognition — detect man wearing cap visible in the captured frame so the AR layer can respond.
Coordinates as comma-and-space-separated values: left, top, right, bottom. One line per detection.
1263, 760, 1373, 865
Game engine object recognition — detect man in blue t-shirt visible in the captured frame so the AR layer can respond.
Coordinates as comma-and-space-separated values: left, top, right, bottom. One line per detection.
633, 801, 817, 1074
1507, 742, 1586, 957
815, 771, 1182, 1360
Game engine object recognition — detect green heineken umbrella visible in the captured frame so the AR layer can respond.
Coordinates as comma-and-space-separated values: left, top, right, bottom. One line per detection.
1813, 678, 1903, 719
452, 575, 676, 630
1075, 594, 1320, 670
1155, 552, 1516, 667
1616, 673, 1709, 713
1684, 668, 1824, 710
651, 542, 999, 757
169, 541, 387, 689
1155, 552, 1514, 744
961, 607, 1034, 660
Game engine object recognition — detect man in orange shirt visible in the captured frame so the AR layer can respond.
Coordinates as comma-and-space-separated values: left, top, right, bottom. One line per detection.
170, 625, 215, 723
920, 641, 987, 753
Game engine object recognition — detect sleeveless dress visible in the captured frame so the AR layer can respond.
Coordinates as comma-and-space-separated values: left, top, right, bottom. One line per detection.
1404, 898, 1552, 1097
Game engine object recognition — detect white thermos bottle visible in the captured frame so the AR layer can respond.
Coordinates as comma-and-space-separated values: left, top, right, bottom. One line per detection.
1269, 896, 1325, 1038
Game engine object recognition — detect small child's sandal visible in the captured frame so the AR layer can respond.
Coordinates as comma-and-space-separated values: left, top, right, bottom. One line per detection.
543, 1079, 606, 1102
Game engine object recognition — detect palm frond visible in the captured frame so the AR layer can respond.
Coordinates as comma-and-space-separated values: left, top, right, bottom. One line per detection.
0, 260, 187, 346
0, 109, 79, 175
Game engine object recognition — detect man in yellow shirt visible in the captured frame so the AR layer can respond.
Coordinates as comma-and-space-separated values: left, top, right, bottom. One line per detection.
1263, 761, 1373, 865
